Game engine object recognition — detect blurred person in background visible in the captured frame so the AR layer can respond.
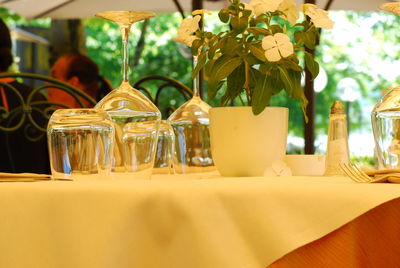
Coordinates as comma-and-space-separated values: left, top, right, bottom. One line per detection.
0, 18, 49, 174
0, 18, 40, 111
49, 53, 112, 107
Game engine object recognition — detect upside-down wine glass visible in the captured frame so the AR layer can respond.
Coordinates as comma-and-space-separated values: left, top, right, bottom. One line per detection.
167, 56, 215, 174
95, 11, 161, 179
371, 3, 400, 170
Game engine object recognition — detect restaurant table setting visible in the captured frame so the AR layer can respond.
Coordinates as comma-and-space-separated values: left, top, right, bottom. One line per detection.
1, 173, 400, 268
2, 1, 400, 267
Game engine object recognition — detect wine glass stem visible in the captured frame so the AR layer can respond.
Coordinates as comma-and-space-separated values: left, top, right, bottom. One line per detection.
193, 56, 200, 97
120, 25, 131, 83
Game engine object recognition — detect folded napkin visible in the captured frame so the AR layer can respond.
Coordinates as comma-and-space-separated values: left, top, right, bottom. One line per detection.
364, 169, 400, 176
362, 169, 400, 183
0, 173, 51, 182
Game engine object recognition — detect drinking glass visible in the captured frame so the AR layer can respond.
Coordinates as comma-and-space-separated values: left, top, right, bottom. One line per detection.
122, 121, 158, 178
95, 11, 161, 178
153, 120, 174, 174
47, 109, 114, 180
168, 57, 215, 174
372, 86, 400, 169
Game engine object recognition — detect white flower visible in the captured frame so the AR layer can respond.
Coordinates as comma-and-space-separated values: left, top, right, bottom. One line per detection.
301, 4, 333, 29
262, 33, 294, 62
278, 0, 298, 25
248, 0, 284, 16
380, 3, 400, 15
264, 160, 292, 177
192, 9, 212, 16
173, 15, 201, 47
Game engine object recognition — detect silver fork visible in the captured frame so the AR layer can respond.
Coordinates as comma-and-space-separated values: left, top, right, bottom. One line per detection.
339, 163, 390, 183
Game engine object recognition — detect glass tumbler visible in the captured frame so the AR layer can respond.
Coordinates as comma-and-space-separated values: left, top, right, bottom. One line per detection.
122, 120, 159, 179
153, 120, 175, 174
47, 109, 114, 180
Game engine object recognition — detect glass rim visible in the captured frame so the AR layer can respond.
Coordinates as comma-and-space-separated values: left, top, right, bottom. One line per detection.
49, 108, 112, 123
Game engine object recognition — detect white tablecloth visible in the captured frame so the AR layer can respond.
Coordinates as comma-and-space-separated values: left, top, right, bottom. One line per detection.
0, 174, 400, 268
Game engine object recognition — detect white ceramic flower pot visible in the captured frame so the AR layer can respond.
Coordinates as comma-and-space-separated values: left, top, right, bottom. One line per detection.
209, 106, 288, 177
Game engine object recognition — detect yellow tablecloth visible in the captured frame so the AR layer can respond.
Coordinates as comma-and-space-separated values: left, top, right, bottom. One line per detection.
0, 174, 400, 268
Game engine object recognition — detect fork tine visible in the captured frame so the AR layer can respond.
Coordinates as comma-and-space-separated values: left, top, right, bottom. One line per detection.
349, 163, 371, 182
341, 163, 369, 182
344, 163, 369, 182
339, 163, 363, 182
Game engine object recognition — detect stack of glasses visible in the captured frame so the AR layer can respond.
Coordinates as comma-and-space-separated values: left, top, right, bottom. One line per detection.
47, 11, 215, 181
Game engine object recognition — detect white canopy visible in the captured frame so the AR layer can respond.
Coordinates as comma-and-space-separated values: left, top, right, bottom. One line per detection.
0, 0, 395, 19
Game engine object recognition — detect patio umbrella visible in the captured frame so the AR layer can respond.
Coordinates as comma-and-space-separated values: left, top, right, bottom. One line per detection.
0, 0, 394, 19
0, 0, 226, 19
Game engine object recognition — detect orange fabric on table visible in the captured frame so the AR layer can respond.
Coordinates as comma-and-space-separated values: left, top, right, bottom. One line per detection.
48, 88, 93, 108
268, 197, 400, 267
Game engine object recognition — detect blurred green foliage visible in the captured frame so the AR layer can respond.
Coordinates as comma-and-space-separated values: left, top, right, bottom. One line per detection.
0, 7, 51, 27
351, 155, 375, 169
1, 8, 399, 155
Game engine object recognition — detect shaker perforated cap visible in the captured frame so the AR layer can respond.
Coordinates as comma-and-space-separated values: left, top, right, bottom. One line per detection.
330, 101, 345, 114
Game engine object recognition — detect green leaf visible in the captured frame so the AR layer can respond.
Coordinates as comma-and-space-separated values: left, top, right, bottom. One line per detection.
204, 58, 217, 81
208, 80, 225, 100
191, 39, 203, 55
248, 67, 262, 89
250, 44, 266, 62
278, 66, 308, 120
269, 25, 283, 34
303, 30, 316, 50
242, 9, 252, 17
219, 9, 230, 23
209, 55, 243, 83
231, 15, 247, 33
252, 75, 273, 115
192, 52, 207, 79
205, 32, 213, 39
227, 63, 246, 100
221, 91, 232, 106
208, 36, 227, 59
278, 66, 296, 96
304, 52, 320, 80
258, 61, 275, 75
221, 37, 241, 55
270, 69, 284, 95
280, 59, 302, 72
247, 27, 270, 38
207, 56, 243, 98
294, 31, 304, 46
245, 53, 263, 66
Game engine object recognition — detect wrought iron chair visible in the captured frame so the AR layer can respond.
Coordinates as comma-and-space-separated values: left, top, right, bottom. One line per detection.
0, 72, 96, 174
133, 75, 193, 119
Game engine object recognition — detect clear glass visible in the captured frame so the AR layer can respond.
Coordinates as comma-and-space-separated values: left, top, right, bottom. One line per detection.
153, 120, 175, 174
47, 109, 114, 180
95, 11, 161, 178
372, 87, 400, 169
167, 57, 215, 174
324, 113, 350, 176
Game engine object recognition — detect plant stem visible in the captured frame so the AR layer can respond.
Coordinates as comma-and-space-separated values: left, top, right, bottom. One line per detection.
192, 56, 200, 97
244, 60, 251, 105
238, 94, 245, 106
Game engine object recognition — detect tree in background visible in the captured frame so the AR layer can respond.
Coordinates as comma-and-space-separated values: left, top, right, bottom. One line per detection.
2, 8, 399, 156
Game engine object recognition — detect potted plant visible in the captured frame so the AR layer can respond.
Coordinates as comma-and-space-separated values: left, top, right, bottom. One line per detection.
174, 0, 333, 176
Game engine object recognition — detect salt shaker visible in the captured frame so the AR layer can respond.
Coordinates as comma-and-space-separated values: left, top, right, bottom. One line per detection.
324, 101, 350, 176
